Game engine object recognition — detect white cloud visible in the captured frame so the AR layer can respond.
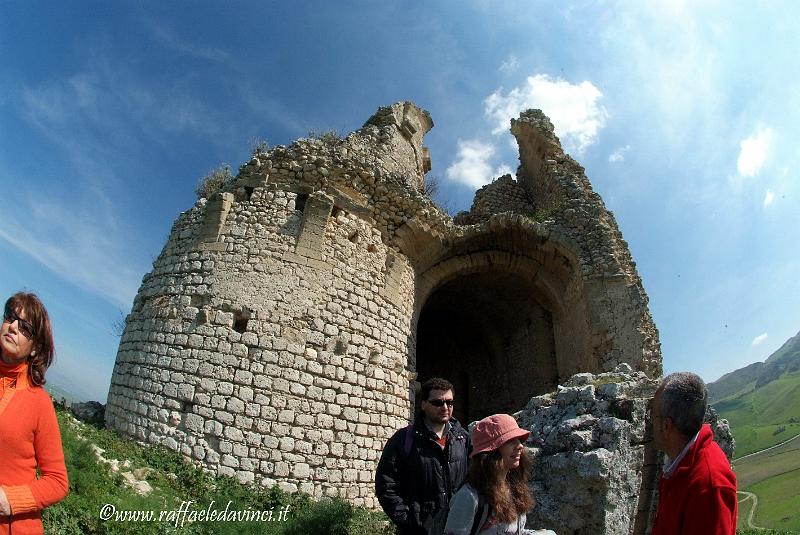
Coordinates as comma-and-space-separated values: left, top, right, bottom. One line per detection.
737, 127, 774, 177
142, 17, 231, 63
499, 54, 519, 72
763, 189, 775, 207
484, 74, 609, 155
445, 139, 510, 189
495, 163, 514, 177
751, 333, 768, 346
0, 193, 143, 310
609, 145, 631, 163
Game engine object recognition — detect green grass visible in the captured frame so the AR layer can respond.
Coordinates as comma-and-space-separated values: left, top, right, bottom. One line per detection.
731, 423, 800, 459
713, 371, 800, 456
737, 530, 798, 534
738, 494, 756, 531
732, 434, 800, 532
45, 405, 390, 534
734, 434, 800, 488
749, 469, 800, 531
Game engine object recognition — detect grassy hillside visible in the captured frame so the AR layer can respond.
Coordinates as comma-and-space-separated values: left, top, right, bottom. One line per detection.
46, 405, 389, 534
734, 433, 800, 486
748, 469, 800, 531
708, 330, 800, 457
732, 434, 800, 532
710, 330, 800, 405
709, 361, 764, 403
711, 331, 800, 534
712, 371, 800, 456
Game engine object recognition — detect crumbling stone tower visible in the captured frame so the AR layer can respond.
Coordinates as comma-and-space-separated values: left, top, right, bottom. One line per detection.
106, 102, 661, 532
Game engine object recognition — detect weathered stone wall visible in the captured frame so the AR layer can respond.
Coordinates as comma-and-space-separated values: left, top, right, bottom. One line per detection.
107, 183, 419, 504
454, 173, 535, 225
107, 101, 664, 525
516, 366, 659, 534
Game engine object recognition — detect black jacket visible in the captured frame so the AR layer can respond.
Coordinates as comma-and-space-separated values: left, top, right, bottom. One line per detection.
375, 413, 471, 535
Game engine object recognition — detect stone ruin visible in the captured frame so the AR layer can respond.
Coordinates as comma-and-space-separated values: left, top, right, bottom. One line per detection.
106, 101, 668, 533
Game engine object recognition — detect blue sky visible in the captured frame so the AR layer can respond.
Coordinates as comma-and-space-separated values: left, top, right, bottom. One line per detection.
1, 1, 798, 402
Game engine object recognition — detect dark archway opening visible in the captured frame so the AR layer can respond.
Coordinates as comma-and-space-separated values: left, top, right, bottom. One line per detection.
416, 270, 559, 425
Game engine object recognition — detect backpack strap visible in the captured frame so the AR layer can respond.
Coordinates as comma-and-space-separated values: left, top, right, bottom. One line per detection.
403, 423, 415, 456
469, 491, 489, 535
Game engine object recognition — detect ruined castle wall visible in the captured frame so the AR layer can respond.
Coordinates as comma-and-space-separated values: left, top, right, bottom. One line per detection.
107, 181, 418, 506
455, 174, 535, 224
107, 102, 666, 532
508, 113, 660, 376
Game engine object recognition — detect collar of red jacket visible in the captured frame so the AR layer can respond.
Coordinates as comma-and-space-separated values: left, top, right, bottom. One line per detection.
668, 423, 713, 476
0, 359, 30, 389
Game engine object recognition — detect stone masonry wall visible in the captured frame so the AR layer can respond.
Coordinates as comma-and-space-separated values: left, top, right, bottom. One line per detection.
107, 183, 418, 505
107, 101, 665, 526
454, 173, 535, 225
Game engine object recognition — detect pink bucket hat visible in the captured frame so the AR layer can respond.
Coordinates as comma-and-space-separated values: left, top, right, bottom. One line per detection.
471, 414, 531, 458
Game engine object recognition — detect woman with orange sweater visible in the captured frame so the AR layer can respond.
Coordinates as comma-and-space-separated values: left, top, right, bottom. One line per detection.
0, 292, 68, 534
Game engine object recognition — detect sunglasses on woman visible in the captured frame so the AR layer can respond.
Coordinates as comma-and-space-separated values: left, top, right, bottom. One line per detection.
3, 306, 35, 339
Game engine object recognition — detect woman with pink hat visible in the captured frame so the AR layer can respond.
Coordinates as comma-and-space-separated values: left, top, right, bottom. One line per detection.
444, 414, 555, 535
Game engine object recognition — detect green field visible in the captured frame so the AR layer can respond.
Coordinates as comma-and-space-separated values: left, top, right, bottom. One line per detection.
733, 434, 800, 531
738, 494, 756, 531
749, 469, 800, 531
734, 434, 800, 487
712, 371, 800, 456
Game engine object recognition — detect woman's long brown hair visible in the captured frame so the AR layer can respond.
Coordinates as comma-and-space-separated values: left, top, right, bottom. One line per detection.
467, 447, 535, 524
5, 292, 55, 386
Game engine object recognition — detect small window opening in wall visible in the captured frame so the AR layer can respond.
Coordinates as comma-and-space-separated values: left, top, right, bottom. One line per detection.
295, 193, 309, 212
348, 231, 360, 243
244, 187, 254, 201
233, 311, 250, 333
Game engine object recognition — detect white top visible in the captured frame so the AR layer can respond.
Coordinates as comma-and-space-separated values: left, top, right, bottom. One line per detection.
662, 429, 701, 478
444, 484, 557, 535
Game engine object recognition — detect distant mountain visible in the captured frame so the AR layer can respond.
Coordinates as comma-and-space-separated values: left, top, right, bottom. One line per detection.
708, 330, 800, 403
708, 329, 800, 457
45, 382, 87, 405
707, 361, 764, 403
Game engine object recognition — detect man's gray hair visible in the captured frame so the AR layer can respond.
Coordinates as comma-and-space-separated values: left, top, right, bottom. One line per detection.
659, 372, 708, 437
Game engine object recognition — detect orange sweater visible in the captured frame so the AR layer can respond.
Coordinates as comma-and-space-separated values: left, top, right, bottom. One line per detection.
0, 361, 68, 535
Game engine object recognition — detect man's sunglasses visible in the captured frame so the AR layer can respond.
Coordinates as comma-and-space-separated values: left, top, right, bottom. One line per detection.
3, 306, 35, 340
426, 398, 454, 407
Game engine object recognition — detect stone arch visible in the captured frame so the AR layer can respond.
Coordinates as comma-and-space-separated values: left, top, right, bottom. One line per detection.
412, 227, 593, 424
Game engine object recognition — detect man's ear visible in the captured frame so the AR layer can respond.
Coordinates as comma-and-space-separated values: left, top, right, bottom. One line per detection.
662, 416, 675, 435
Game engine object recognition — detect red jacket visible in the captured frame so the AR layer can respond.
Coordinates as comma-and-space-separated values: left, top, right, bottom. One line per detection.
0, 362, 68, 535
652, 424, 737, 535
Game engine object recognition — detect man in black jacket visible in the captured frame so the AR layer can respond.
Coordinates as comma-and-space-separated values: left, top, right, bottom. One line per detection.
375, 377, 471, 535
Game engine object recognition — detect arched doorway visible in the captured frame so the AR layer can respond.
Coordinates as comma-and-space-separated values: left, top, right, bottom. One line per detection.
416, 269, 559, 425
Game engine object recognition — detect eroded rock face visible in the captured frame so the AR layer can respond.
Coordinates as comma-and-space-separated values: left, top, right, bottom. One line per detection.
516, 367, 660, 535
105, 101, 663, 521
705, 406, 736, 460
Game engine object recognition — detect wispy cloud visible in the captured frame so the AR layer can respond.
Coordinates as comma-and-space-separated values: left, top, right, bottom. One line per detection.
484, 74, 609, 155
763, 189, 775, 207
751, 332, 768, 346
6, 57, 229, 309
737, 126, 774, 177
445, 139, 510, 189
609, 145, 631, 163
238, 86, 306, 137
0, 191, 142, 309
142, 16, 231, 63
499, 54, 519, 72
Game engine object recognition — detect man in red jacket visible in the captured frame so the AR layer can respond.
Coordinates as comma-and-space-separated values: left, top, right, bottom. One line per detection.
650, 372, 737, 535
